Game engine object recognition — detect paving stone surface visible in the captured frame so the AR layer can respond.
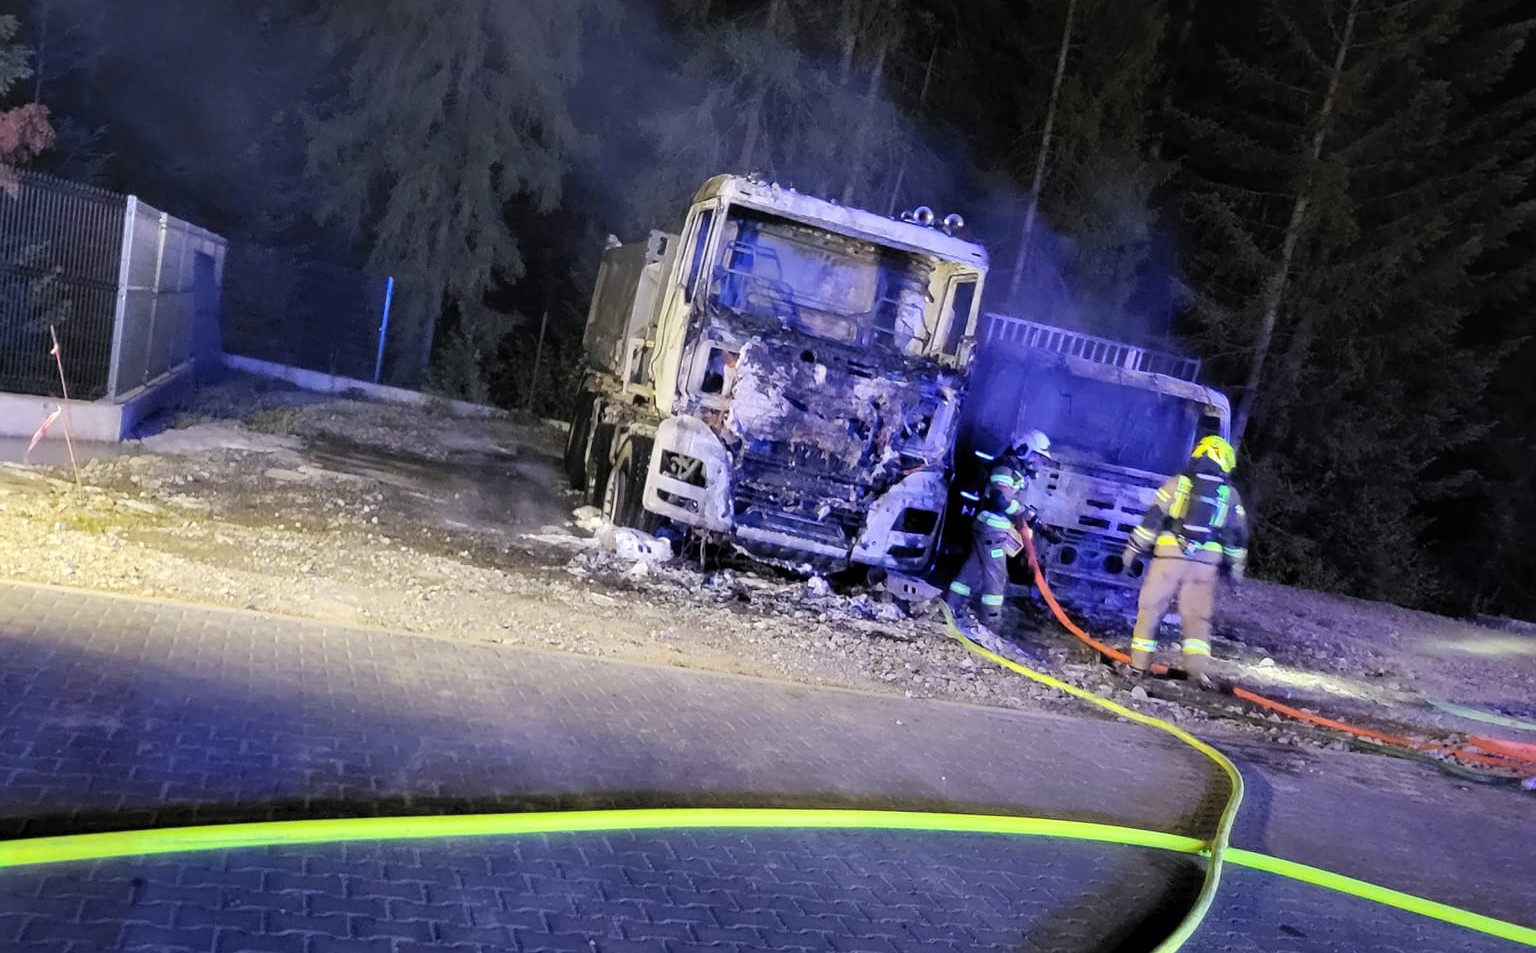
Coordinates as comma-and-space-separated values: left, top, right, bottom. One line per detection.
0, 832, 1205, 953
1182, 864, 1521, 953
0, 583, 1219, 836
1, 833, 1520, 953
1, 582, 1531, 951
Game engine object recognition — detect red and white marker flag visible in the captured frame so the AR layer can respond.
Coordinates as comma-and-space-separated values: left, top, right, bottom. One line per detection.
25, 407, 62, 463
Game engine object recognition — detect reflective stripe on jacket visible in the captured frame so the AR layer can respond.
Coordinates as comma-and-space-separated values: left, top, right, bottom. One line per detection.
977, 459, 1030, 547
1126, 460, 1248, 569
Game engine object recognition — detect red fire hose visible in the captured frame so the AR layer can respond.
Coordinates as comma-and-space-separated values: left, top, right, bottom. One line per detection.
1018, 533, 1536, 775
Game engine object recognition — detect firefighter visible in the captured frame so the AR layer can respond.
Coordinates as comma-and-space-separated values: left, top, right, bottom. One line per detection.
1120, 435, 1249, 684
945, 430, 1052, 632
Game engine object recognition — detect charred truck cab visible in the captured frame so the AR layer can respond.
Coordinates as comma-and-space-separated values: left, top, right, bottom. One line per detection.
566, 174, 989, 572
957, 315, 1232, 603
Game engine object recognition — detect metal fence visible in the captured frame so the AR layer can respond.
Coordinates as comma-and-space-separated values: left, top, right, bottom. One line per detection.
110, 196, 227, 398
221, 247, 432, 389
0, 172, 226, 402
0, 173, 125, 400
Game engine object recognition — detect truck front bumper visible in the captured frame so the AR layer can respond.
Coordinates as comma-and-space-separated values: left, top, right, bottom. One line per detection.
645, 417, 947, 571
643, 417, 733, 532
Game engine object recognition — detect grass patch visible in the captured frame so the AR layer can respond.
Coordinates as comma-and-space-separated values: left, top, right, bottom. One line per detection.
57, 509, 129, 535
243, 407, 306, 435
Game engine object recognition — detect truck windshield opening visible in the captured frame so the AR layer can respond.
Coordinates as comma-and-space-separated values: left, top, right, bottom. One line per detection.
707, 207, 937, 356
1019, 368, 1206, 474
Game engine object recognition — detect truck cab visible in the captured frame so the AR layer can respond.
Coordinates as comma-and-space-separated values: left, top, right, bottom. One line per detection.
956, 315, 1232, 602
566, 174, 989, 572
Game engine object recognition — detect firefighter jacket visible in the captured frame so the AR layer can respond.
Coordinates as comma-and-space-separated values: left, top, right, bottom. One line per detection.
975, 454, 1035, 554
1125, 456, 1248, 571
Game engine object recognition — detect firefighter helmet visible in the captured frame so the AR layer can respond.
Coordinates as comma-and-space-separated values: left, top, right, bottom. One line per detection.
1014, 429, 1052, 460
1192, 435, 1236, 473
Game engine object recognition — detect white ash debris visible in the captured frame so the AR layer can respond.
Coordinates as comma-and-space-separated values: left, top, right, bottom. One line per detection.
562, 534, 927, 634
572, 505, 604, 534
521, 527, 595, 548
529, 507, 676, 575
593, 523, 673, 565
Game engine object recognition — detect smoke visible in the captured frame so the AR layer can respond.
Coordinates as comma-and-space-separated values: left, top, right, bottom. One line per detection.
15, 0, 322, 239
561, 0, 970, 259
15, 0, 1192, 356
967, 170, 1184, 350
561, 0, 1187, 356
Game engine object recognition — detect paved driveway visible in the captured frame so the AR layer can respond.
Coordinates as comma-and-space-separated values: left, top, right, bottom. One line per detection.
0, 582, 1528, 951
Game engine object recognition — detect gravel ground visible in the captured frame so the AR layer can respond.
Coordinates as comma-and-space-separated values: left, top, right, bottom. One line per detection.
3, 375, 1532, 771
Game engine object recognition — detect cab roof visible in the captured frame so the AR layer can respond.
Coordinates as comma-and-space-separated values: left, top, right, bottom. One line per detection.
694, 174, 989, 269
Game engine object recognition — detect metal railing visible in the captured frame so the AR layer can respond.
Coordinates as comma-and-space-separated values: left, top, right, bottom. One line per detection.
220, 245, 434, 389
0, 172, 226, 402
981, 312, 1203, 383
221, 250, 396, 384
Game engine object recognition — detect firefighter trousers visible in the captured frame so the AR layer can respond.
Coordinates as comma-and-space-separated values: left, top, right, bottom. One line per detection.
947, 525, 1015, 625
1130, 556, 1218, 676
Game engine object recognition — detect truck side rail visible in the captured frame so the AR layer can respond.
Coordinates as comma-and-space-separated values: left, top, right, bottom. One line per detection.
982, 313, 1202, 383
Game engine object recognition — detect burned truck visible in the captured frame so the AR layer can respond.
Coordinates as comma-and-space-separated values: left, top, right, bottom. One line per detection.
956, 315, 1232, 603
565, 173, 989, 573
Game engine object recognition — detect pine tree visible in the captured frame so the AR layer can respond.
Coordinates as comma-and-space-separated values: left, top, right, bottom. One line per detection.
1037, 0, 1171, 338
13, 0, 110, 182
973, 0, 1169, 336
1174, 0, 1536, 605
307, 0, 597, 400
1422, 1, 1536, 617
633, 0, 938, 230
825, 0, 905, 207
1006, 0, 1076, 305
634, 0, 819, 226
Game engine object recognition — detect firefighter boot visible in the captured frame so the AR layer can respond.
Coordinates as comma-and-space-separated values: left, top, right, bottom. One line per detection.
1115, 660, 1150, 683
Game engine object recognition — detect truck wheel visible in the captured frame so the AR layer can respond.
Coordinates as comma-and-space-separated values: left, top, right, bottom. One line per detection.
586, 420, 617, 507
602, 438, 661, 532
563, 393, 599, 490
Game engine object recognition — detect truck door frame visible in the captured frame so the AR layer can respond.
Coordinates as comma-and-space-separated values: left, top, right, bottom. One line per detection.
652, 200, 722, 415
938, 271, 981, 364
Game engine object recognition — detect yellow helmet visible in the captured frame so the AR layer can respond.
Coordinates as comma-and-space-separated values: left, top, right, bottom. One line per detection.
1192, 435, 1236, 473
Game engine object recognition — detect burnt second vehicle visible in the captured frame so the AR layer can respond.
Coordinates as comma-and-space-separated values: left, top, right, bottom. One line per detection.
565, 173, 989, 573
956, 315, 1232, 605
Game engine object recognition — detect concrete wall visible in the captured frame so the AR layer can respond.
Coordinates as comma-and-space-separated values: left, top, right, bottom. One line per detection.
1, 352, 534, 446
0, 364, 197, 443
223, 354, 502, 418
0, 391, 127, 443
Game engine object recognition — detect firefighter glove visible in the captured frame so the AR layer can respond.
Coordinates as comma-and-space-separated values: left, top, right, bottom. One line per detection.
1002, 531, 1025, 558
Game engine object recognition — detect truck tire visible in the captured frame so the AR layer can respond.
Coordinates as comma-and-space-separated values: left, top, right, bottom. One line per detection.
564, 393, 600, 490
586, 419, 617, 507
601, 437, 661, 533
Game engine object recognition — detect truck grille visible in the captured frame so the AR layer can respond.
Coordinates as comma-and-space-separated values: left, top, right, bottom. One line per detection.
732, 466, 866, 547
1040, 467, 1159, 537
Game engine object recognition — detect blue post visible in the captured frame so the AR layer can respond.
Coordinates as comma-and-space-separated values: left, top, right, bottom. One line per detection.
374, 276, 395, 384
